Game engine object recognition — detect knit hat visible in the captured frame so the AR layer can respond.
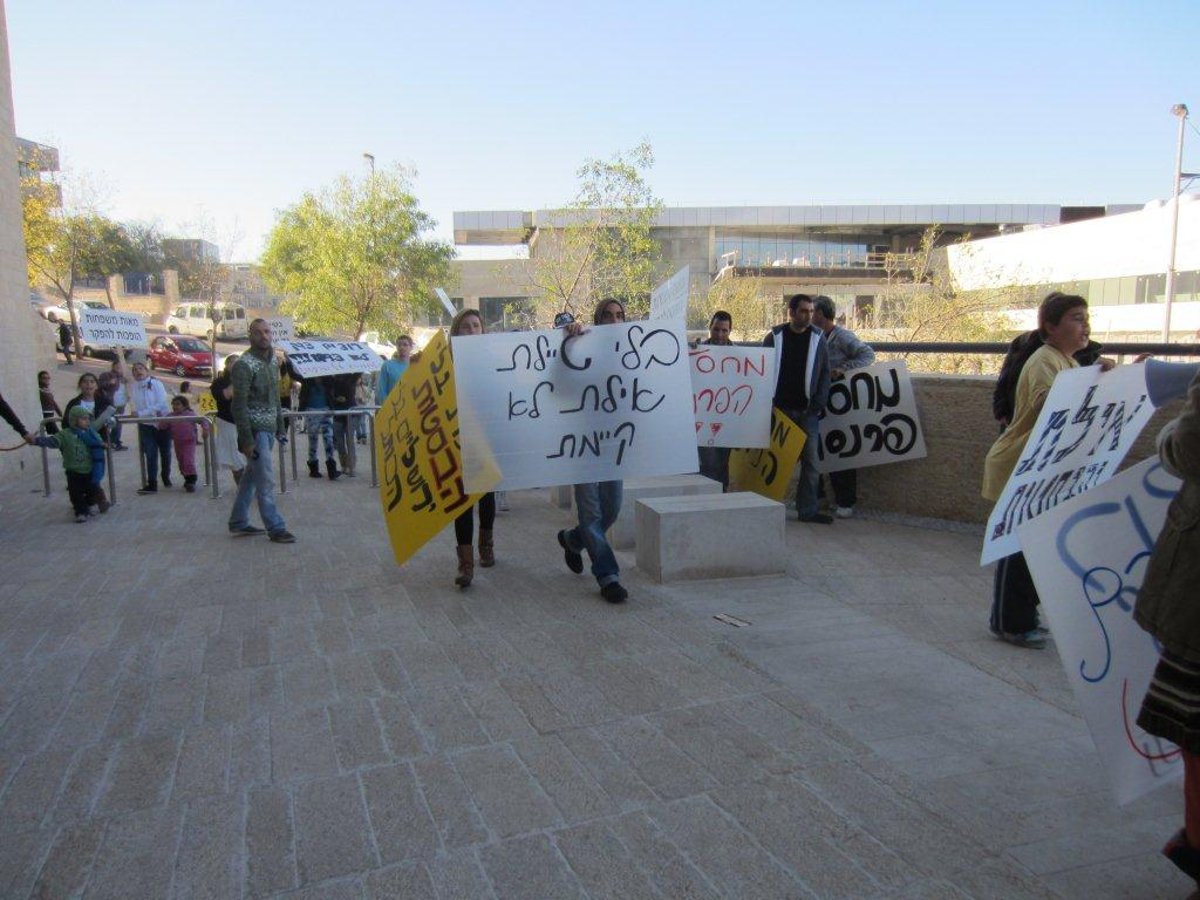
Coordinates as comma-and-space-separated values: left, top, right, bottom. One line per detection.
68, 406, 92, 427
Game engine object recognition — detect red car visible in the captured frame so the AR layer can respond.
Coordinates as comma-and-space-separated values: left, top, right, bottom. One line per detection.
148, 335, 215, 377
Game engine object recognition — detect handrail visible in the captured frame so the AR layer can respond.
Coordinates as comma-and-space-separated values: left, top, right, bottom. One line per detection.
730, 339, 1200, 357
279, 407, 380, 493
114, 414, 217, 501
37, 414, 116, 504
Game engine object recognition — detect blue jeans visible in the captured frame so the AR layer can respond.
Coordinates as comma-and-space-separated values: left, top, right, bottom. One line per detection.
780, 410, 821, 518
228, 431, 286, 534
567, 481, 622, 587
306, 412, 334, 462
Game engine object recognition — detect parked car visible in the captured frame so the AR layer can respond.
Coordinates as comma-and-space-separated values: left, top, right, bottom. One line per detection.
164, 301, 249, 340
148, 335, 215, 377
41, 298, 109, 323
358, 331, 395, 360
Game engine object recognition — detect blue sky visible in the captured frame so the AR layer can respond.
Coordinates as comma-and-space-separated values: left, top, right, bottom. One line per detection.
8, 0, 1196, 261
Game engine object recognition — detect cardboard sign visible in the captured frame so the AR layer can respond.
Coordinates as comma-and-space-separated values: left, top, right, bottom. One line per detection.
728, 407, 807, 501
375, 331, 498, 566
196, 392, 218, 416
982, 364, 1156, 565
277, 340, 383, 377
650, 266, 689, 321
690, 344, 774, 448
1019, 458, 1183, 805
267, 316, 295, 341
78, 308, 148, 347
453, 322, 697, 492
816, 361, 927, 473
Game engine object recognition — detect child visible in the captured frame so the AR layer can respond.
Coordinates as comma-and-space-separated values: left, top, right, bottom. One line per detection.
159, 395, 210, 493
34, 406, 106, 522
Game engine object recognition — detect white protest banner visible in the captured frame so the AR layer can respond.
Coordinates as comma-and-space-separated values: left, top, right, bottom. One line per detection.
982, 364, 1156, 565
816, 361, 927, 474
1019, 457, 1183, 805
276, 340, 383, 377
78, 308, 148, 348
434, 288, 457, 318
267, 316, 295, 341
650, 266, 689, 321
454, 322, 697, 491
689, 344, 774, 448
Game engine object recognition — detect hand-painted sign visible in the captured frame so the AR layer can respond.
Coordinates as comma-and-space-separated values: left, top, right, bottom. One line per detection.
375, 331, 498, 566
983, 364, 1155, 565
816, 361, 926, 473
650, 266, 690, 321
277, 340, 383, 377
78, 308, 148, 347
453, 322, 696, 492
267, 316, 295, 341
1019, 457, 1183, 805
690, 344, 774, 449
728, 407, 807, 502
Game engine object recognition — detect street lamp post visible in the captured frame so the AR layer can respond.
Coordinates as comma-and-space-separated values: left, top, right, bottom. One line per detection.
362, 152, 375, 179
1163, 103, 1189, 342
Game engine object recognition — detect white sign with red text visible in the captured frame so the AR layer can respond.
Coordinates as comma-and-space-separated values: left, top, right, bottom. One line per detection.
689, 344, 774, 448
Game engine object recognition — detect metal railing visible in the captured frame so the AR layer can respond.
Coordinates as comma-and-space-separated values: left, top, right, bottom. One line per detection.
279, 407, 379, 494
115, 414, 218, 501
37, 415, 117, 505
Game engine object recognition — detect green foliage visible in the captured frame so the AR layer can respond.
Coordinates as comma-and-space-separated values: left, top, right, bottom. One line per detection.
696, 275, 777, 341
525, 142, 664, 323
261, 166, 454, 338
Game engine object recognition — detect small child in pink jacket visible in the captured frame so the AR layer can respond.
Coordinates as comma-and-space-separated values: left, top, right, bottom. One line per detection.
159, 395, 210, 492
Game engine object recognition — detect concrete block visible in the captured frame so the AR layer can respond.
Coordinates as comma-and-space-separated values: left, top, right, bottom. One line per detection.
635, 492, 786, 582
608, 474, 721, 550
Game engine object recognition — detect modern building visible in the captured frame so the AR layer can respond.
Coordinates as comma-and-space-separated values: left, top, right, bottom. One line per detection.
161, 237, 220, 268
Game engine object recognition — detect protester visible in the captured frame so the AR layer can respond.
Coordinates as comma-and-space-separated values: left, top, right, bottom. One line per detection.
229, 318, 294, 542
37, 370, 61, 435
33, 406, 106, 522
330, 372, 359, 476
1133, 370, 1200, 888
296, 371, 339, 480
764, 294, 832, 523
812, 295, 876, 518
98, 360, 128, 450
57, 320, 74, 365
0, 391, 34, 445
981, 293, 1092, 648
448, 309, 496, 587
375, 335, 413, 404
555, 300, 630, 603
160, 395, 209, 493
129, 362, 172, 494
697, 311, 734, 490
210, 354, 246, 485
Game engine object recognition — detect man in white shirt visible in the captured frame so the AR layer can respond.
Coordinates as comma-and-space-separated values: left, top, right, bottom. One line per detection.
129, 362, 172, 494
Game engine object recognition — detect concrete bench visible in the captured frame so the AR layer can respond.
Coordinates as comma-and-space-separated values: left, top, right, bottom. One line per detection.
635, 492, 786, 582
608, 474, 722, 550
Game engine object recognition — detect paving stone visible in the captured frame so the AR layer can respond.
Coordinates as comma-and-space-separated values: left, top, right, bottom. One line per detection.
203, 632, 243, 675
328, 698, 390, 771
595, 717, 719, 802
412, 754, 489, 849
478, 833, 585, 900
499, 675, 572, 734
172, 721, 231, 801
154, 637, 207, 680
86, 805, 184, 900
364, 861, 436, 898
281, 656, 338, 709
713, 691, 861, 766
394, 640, 464, 690
174, 793, 245, 899
424, 847, 494, 899
142, 674, 207, 735
511, 734, 618, 824
242, 626, 273, 668
554, 820, 662, 899
648, 703, 795, 784
229, 716, 272, 790
460, 680, 538, 743
269, 875, 365, 899
271, 707, 338, 782
48, 683, 120, 747
330, 651, 384, 698
557, 726, 657, 813
367, 648, 411, 695
101, 675, 150, 740
648, 795, 807, 898
31, 820, 104, 899
293, 774, 378, 884
608, 810, 720, 899
452, 744, 560, 839
361, 763, 440, 864
407, 687, 490, 753
374, 694, 427, 759
49, 743, 114, 825
205, 666, 283, 724
314, 617, 354, 656
246, 786, 297, 897
270, 621, 319, 662
0, 747, 74, 832
96, 731, 182, 815
0, 825, 55, 899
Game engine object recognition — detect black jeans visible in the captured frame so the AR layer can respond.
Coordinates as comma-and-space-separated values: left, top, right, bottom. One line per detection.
66, 471, 95, 514
990, 551, 1040, 635
138, 423, 172, 485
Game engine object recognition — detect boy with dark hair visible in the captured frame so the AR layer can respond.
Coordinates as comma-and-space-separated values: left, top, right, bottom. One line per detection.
34, 406, 107, 522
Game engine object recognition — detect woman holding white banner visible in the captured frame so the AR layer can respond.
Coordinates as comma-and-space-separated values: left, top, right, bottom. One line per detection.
449, 309, 496, 588
982, 293, 1092, 649
1134, 370, 1200, 888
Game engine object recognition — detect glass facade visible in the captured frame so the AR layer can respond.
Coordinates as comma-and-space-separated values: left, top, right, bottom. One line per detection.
1002, 270, 1200, 308
715, 235, 885, 269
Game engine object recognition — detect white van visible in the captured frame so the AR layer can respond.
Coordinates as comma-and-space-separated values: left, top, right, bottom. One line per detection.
165, 302, 249, 340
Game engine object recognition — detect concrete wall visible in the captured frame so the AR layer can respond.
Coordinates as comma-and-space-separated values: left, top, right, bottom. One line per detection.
856, 375, 1185, 524
0, 3, 52, 479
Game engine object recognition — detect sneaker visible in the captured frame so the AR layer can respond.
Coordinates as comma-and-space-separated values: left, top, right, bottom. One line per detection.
557, 529, 583, 574
835, 506, 855, 519
136, 485, 157, 495
990, 627, 1047, 649
229, 524, 266, 537
74, 514, 88, 523
268, 529, 297, 544
600, 582, 629, 604
798, 513, 834, 525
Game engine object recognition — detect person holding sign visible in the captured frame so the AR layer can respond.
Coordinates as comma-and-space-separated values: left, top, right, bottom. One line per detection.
555, 300, 631, 604
130, 362, 173, 494
449, 310, 497, 587
696, 311, 735, 490
764, 295, 832, 524
1134, 370, 1200, 886
982, 293, 1091, 648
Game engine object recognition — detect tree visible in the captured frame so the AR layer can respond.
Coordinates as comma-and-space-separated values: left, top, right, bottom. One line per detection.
696, 274, 777, 341
261, 166, 453, 338
522, 142, 664, 324
74, 217, 138, 306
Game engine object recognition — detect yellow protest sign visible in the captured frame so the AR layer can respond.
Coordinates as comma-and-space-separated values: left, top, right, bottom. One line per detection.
197, 391, 217, 416
375, 331, 500, 566
728, 407, 807, 501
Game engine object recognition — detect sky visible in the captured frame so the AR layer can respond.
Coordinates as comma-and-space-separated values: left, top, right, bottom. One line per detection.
8, 0, 1197, 263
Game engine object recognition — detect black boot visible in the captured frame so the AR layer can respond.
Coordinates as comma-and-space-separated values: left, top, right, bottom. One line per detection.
184, 474, 197, 493
326, 459, 341, 481
308, 460, 322, 478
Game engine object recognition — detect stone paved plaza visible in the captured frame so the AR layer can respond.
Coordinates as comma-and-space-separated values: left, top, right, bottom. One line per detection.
0, 421, 1190, 898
